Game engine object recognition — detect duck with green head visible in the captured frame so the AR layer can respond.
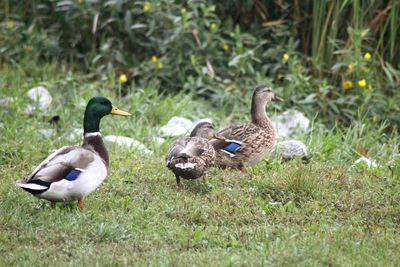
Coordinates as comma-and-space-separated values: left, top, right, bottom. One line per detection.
17, 97, 130, 210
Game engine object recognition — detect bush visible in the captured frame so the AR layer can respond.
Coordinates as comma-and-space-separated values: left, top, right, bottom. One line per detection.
0, 0, 399, 129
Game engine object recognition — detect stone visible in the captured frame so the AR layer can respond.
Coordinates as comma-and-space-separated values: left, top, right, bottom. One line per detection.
27, 86, 52, 110
196, 118, 213, 124
160, 116, 194, 137
352, 157, 377, 169
0, 97, 12, 108
388, 153, 400, 168
104, 135, 153, 155
23, 105, 35, 116
153, 137, 166, 145
276, 140, 308, 161
66, 128, 83, 141
38, 129, 56, 138
271, 110, 310, 139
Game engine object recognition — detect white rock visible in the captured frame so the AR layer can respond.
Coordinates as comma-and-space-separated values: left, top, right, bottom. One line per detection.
153, 137, 166, 145
277, 140, 308, 161
0, 123, 4, 129
104, 135, 153, 155
77, 99, 86, 108
196, 118, 213, 124
352, 157, 377, 169
188, 118, 213, 133
268, 201, 282, 206
23, 105, 35, 115
388, 153, 400, 168
271, 110, 310, 139
67, 128, 83, 141
27, 86, 52, 110
0, 97, 12, 108
160, 116, 194, 137
38, 128, 56, 138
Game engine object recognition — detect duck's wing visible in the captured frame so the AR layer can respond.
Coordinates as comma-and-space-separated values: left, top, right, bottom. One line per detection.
216, 123, 260, 141
18, 146, 96, 194
166, 138, 189, 166
209, 136, 242, 158
25, 146, 95, 183
166, 137, 211, 166
211, 123, 263, 157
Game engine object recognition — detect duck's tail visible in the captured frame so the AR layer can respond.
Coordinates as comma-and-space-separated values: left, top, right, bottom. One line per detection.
17, 180, 50, 195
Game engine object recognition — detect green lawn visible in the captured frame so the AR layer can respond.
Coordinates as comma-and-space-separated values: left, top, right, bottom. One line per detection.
1, 64, 399, 266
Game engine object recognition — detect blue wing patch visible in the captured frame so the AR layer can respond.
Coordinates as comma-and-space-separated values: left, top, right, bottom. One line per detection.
64, 168, 83, 181
223, 142, 241, 154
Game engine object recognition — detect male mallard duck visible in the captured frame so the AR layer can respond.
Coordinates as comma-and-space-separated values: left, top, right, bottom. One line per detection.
17, 97, 130, 210
166, 122, 216, 189
210, 86, 282, 171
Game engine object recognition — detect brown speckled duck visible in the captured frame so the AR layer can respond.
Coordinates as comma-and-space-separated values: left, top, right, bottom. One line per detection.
210, 86, 282, 172
166, 122, 216, 189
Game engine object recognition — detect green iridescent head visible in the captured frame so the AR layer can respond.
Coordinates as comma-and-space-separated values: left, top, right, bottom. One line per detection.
83, 97, 130, 133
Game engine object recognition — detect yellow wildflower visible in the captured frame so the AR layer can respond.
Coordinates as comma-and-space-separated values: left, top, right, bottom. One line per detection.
156, 62, 164, 69
223, 43, 229, 52
181, 8, 187, 16
143, 2, 151, 12
210, 23, 218, 31
151, 55, 158, 63
348, 63, 353, 73
119, 74, 128, 83
364, 52, 371, 60
282, 53, 289, 61
358, 79, 366, 88
342, 80, 353, 90
361, 29, 369, 38
6, 20, 15, 30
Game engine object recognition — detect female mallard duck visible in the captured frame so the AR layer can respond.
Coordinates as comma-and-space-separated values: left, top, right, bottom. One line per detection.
166, 122, 216, 189
17, 97, 130, 210
210, 86, 282, 171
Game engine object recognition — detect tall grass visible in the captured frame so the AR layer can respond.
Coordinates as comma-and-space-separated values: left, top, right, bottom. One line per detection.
290, 0, 400, 72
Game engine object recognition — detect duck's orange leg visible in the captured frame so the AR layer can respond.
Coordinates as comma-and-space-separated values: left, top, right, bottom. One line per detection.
78, 198, 85, 211
239, 166, 247, 173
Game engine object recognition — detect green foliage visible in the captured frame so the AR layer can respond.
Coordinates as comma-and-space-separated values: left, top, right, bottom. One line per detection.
1, 43, 400, 266
0, 0, 399, 128
1, 64, 400, 265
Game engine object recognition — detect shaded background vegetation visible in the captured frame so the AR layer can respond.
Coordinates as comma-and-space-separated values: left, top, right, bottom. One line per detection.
1, 0, 399, 129
1, 2, 400, 265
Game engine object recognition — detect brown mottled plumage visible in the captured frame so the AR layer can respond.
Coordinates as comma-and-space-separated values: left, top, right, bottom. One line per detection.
166, 122, 216, 189
210, 86, 282, 171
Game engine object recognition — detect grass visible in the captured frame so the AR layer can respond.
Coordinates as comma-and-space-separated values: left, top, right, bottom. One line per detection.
1, 63, 400, 266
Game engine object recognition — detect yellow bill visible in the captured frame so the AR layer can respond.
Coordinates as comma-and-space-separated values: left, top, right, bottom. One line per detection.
111, 105, 131, 116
